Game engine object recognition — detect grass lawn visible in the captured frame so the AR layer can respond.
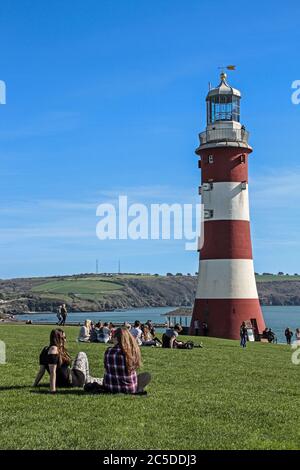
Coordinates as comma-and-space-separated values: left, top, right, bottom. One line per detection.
0, 324, 299, 450
31, 279, 124, 295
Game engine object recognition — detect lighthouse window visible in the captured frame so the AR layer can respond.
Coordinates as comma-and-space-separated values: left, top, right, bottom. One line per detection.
208, 95, 240, 123
232, 96, 240, 122
208, 155, 214, 164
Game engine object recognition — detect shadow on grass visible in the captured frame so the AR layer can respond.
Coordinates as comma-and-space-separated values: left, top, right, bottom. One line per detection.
31, 388, 86, 395
31, 388, 148, 397
0, 384, 48, 391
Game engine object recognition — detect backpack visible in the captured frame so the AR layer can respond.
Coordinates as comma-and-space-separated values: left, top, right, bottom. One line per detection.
183, 341, 194, 349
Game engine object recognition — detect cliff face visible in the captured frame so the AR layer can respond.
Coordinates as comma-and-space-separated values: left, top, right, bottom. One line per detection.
0, 275, 299, 314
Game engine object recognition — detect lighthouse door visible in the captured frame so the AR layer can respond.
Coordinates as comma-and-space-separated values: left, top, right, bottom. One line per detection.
250, 318, 259, 340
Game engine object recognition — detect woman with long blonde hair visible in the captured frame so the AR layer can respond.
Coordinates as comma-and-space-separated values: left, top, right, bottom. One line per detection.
103, 327, 151, 394
33, 328, 101, 393
78, 319, 92, 342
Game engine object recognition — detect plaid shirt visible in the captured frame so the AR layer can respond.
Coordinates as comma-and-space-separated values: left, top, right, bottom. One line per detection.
103, 345, 138, 394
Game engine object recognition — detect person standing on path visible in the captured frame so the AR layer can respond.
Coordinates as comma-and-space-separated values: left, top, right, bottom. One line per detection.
56, 305, 62, 325
60, 304, 68, 326
284, 327, 293, 345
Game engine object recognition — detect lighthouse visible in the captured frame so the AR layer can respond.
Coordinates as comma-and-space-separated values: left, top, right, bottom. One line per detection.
191, 72, 266, 340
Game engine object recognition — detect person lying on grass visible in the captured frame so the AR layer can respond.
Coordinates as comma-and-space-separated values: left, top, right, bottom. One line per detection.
102, 327, 151, 394
162, 324, 203, 349
33, 328, 101, 394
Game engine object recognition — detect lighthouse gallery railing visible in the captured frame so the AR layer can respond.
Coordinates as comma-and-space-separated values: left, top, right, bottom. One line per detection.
199, 128, 249, 145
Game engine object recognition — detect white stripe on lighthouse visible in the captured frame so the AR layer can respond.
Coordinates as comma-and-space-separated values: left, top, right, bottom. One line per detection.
195, 259, 259, 299
201, 181, 249, 221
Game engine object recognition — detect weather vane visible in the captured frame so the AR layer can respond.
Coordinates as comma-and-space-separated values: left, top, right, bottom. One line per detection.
218, 65, 236, 71
217, 65, 236, 82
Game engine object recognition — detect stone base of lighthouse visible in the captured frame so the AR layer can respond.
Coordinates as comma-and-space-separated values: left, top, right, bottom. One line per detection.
191, 298, 265, 340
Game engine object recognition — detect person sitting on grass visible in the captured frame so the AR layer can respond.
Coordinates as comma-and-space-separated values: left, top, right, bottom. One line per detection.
123, 321, 131, 330
98, 322, 111, 344
141, 324, 162, 347
78, 319, 92, 342
262, 327, 269, 339
108, 322, 116, 340
33, 328, 101, 393
267, 328, 276, 343
102, 327, 151, 394
130, 320, 143, 346
90, 321, 102, 342
162, 324, 184, 348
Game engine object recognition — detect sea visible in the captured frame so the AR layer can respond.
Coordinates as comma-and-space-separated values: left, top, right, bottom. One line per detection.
15, 305, 300, 344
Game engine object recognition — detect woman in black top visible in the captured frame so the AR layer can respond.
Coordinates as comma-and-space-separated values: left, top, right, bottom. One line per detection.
33, 329, 101, 393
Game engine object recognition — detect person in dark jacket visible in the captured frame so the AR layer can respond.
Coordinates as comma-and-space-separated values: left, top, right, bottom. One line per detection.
284, 327, 293, 345
240, 322, 247, 348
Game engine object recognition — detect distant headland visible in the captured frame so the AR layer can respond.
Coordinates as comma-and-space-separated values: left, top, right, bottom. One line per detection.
0, 272, 300, 316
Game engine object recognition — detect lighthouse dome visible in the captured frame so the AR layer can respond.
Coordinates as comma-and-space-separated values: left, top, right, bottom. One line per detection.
207, 72, 241, 99
206, 72, 241, 123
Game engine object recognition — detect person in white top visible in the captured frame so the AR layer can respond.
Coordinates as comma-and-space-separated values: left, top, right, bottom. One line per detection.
130, 320, 143, 346
78, 319, 91, 342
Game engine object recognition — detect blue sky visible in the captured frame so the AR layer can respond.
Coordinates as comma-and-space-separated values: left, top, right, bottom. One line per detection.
0, 0, 300, 278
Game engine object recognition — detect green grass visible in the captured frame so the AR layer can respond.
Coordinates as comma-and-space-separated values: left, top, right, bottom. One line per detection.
31, 279, 124, 295
0, 324, 300, 450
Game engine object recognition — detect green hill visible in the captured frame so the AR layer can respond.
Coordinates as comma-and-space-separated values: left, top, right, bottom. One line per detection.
0, 273, 300, 315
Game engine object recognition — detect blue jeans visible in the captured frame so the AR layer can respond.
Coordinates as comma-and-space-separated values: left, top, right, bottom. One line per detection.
240, 336, 247, 348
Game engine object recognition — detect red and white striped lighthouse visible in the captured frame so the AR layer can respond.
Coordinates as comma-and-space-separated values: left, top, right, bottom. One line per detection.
191, 72, 265, 340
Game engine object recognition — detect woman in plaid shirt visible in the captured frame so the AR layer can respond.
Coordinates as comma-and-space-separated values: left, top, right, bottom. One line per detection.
103, 327, 151, 394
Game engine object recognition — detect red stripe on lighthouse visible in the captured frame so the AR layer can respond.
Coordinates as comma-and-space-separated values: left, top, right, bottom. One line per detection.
199, 147, 251, 183
190, 298, 265, 340
201, 220, 253, 259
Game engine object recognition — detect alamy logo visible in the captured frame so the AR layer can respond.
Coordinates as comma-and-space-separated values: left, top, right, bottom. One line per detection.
291, 341, 300, 364
0, 80, 6, 104
96, 196, 204, 251
291, 80, 300, 105
0, 340, 6, 364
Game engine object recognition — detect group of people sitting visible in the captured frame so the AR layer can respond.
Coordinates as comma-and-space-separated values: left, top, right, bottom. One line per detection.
33, 320, 202, 395
78, 319, 202, 350
34, 327, 151, 395
262, 327, 277, 343
78, 319, 163, 347
78, 320, 114, 343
